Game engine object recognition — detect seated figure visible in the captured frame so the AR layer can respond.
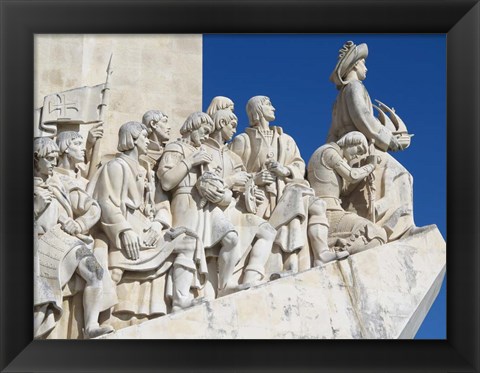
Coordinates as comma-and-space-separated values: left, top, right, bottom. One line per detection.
87, 121, 207, 325
231, 96, 347, 274
308, 131, 387, 254
33, 137, 114, 339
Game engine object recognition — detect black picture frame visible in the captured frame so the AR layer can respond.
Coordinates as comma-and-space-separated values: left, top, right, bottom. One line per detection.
1, 0, 478, 372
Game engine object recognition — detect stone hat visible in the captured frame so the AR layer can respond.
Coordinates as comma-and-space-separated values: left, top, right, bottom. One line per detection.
330, 41, 368, 87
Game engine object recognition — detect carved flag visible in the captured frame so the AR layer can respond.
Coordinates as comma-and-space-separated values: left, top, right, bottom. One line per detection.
35, 83, 106, 137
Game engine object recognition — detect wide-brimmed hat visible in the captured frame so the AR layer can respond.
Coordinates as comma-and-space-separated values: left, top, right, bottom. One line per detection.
330, 41, 368, 87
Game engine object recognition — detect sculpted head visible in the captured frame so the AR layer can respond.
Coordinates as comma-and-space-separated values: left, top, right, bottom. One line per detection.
180, 112, 214, 147
142, 110, 171, 142
117, 121, 150, 155
56, 131, 85, 165
337, 131, 368, 162
330, 41, 368, 87
212, 110, 238, 142
246, 96, 275, 127
206, 96, 234, 117
352, 59, 367, 81
34, 137, 59, 178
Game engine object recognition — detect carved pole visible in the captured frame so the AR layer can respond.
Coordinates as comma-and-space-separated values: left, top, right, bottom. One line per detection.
87, 54, 113, 179
367, 140, 377, 224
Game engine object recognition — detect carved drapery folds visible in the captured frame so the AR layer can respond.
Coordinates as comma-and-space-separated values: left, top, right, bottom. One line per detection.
34, 41, 425, 339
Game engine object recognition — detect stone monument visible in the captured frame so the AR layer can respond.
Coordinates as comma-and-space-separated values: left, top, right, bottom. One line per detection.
33, 37, 446, 339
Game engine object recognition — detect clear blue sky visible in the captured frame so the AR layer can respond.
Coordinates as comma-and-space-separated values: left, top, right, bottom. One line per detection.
203, 34, 446, 339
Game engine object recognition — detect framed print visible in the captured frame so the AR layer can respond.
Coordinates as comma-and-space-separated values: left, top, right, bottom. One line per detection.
1, 0, 479, 372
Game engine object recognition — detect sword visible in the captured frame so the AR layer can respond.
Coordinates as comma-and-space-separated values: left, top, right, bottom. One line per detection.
367, 140, 377, 223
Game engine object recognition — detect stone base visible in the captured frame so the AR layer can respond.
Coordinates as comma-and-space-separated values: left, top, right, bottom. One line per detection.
100, 225, 445, 339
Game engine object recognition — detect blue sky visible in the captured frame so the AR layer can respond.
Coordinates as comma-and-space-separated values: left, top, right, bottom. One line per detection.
203, 34, 446, 339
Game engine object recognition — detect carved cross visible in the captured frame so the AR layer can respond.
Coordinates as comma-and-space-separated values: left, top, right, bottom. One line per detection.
48, 94, 78, 117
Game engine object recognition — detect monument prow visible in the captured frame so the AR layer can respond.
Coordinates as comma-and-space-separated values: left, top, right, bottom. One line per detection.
100, 225, 445, 339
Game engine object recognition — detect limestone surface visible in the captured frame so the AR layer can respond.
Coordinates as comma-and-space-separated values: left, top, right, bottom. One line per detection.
100, 225, 445, 339
34, 34, 202, 156
33, 38, 445, 339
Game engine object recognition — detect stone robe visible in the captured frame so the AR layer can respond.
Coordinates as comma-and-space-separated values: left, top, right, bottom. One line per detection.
140, 139, 172, 223
157, 139, 237, 251
88, 153, 207, 318
203, 137, 275, 276
230, 126, 321, 255
34, 173, 115, 338
327, 80, 415, 240
231, 126, 306, 217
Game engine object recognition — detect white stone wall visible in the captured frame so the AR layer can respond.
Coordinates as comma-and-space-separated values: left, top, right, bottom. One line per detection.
34, 34, 202, 156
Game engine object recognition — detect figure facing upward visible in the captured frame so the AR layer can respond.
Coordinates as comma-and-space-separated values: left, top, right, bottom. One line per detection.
231, 96, 347, 275
328, 41, 416, 241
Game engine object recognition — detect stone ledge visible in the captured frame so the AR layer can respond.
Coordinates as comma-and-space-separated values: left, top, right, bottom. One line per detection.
100, 225, 445, 339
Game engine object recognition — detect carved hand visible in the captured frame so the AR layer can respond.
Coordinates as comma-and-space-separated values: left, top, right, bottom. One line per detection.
61, 218, 82, 235
366, 154, 378, 167
388, 136, 402, 152
254, 169, 276, 186
34, 187, 53, 213
185, 149, 212, 168
203, 185, 225, 204
254, 188, 267, 204
120, 230, 141, 260
266, 160, 291, 177
143, 221, 162, 247
228, 171, 250, 188
86, 121, 104, 147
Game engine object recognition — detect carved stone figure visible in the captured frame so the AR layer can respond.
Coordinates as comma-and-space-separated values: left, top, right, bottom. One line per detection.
206, 96, 234, 118
55, 131, 90, 187
54, 130, 118, 335
204, 109, 277, 291
55, 130, 105, 187
53, 124, 104, 183
140, 110, 173, 230
308, 131, 387, 254
33, 137, 114, 339
32, 38, 445, 341
328, 41, 415, 240
158, 112, 241, 296
87, 121, 207, 322
141, 110, 171, 169
231, 96, 345, 272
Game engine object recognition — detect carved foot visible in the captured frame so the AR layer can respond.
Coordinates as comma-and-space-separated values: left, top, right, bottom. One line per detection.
171, 296, 207, 313
313, 249, 349, 267
269, 270, 295, 281
335, 250, 350, 261
83, 325, 114, 339
238, 279, 262, 291
318, 250, 337, 264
